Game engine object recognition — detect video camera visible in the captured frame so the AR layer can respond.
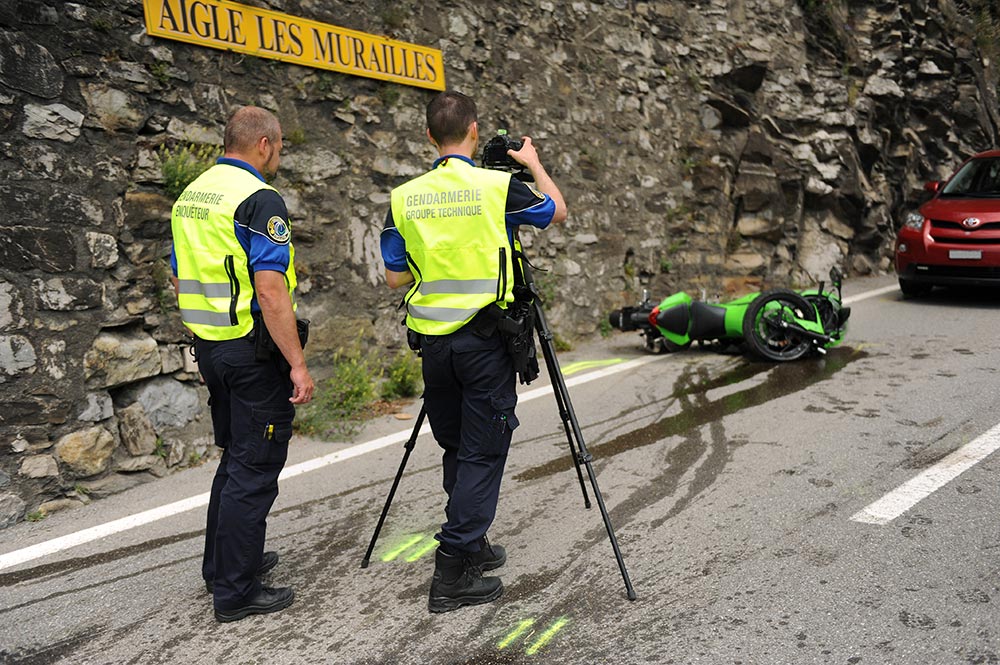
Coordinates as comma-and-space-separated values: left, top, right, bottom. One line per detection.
481, 129, 533, 182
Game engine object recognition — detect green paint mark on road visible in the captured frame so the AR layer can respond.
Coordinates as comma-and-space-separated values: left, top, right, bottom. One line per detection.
560, 358, 625, 376
497, 619, 535, 650
381, 534, 424, 562
526, 617, 569, 655
404, 538, 439, 562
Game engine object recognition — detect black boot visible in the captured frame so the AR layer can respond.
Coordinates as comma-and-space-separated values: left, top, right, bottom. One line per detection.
469, 535, 506, 571
428, 548, 503, 613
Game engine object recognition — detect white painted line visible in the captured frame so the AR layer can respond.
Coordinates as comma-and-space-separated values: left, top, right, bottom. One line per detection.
0, 354, 665, 571
843, 284, 898, 305
851, 422, 1000, 525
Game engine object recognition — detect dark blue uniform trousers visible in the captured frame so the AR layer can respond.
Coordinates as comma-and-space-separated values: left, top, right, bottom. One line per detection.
420, 327, 519, 554
195, 336, 294, 610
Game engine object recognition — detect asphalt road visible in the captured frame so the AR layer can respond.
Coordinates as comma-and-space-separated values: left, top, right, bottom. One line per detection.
2, 275, 1000, 665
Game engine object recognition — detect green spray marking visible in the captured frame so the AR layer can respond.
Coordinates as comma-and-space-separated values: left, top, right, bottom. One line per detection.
561, 358, 624, 377
525, 617, 569, 655
404, 538, 439, 562
497, 619, 535, 650
380, 534, 425, 562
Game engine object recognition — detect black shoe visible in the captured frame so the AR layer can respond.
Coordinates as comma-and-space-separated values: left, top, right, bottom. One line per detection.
470, 536, 506, 572
428, 549, 503, 613
205, 551, 279, 594
214, 586, 294, 623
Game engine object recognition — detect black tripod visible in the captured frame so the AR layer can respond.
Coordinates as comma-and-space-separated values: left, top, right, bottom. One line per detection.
361, 260, 636, 601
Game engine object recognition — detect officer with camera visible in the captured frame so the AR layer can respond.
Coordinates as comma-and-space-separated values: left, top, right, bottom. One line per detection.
170, 106, 314, 622
380, 91, 566, 612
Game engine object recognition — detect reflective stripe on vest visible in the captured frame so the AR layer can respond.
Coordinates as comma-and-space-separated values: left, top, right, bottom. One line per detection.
171, 163, 296, 341
175, 279, 232, 298
391, 159, 514, 336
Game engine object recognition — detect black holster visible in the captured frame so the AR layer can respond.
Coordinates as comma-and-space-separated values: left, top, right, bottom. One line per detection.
498, 299, 539, 385
253, 314, 310, 361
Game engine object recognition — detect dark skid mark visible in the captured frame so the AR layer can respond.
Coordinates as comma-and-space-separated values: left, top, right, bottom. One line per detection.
602, 361, 742, 536
0, 630, 98, 665
0, 553, 198, 615
500, 569, 563, 602
516, 347, 864, 482
0, 528, 202, 587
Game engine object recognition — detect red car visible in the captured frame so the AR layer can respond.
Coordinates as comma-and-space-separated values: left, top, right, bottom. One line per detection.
894, 149, 1000, 297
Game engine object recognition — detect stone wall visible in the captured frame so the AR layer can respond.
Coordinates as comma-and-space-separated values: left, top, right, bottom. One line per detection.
0, 0, 997, 526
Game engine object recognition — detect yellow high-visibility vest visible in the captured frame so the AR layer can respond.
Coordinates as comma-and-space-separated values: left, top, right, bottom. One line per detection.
392, 159, 514, 335
171, 163, 297, 341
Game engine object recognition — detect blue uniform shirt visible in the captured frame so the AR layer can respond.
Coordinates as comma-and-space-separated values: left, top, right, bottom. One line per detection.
171, 157, 292, 313
380, 154, 556, 273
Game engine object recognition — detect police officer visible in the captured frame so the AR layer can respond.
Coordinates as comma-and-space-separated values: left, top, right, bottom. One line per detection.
170, 106, 314, 622
380, 91, 566, 613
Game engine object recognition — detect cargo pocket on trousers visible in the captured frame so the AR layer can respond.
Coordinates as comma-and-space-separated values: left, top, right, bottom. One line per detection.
251, 406, 293, 466
486, 390, 519, 455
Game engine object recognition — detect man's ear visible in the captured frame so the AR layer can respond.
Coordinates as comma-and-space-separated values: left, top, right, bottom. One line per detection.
469, 120, 478, 144
426, 128, 438, 149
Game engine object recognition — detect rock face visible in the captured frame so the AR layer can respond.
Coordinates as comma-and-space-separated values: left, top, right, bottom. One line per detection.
0, 0, 998, 524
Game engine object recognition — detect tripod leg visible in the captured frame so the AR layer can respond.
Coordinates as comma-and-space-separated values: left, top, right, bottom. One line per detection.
533, 301, 637, 600
361, 405, 427, 568
534, 305, 591, 508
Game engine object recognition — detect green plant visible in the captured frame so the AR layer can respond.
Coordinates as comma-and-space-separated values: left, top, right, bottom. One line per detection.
381, 351, 422, 400
553, 333, 573, 352
73, 484, 90, 496
534, 273, 557, 303
151, 259, 176, 314
150, 61, 170, 86
382, 5, 407, 31
159, 143, 217, 199
973, 4, 1000, 64
188, 451, 203, 466
286, 127, 307, 146
296, 347, 380, 438
26, 511, 46, 522
659, 258, 672, 273
378, 84, 401, 107
154, 437, 167, 459
681, 156, 698, 175
599, 319, 613, 338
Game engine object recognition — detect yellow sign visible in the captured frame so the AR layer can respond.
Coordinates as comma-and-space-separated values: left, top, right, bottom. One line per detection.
142, 0, 445, 91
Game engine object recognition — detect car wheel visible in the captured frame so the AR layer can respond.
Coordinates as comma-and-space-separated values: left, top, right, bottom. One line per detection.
742, 290, 814, 362
898, 279, 932, 298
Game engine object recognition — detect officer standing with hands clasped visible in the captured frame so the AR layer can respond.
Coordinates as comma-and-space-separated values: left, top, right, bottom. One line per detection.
170, 106, 314, 623
380, 91, 567, 613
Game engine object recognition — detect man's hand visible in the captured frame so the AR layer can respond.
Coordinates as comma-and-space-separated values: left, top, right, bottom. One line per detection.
288, 364, 314, 404
508, 136, 542, 171
508, 136, 567, 224
256, 270, 315, 404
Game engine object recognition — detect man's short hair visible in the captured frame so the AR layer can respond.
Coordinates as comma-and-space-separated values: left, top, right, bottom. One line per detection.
224, 106, 280, 154
426, 91, 477, 146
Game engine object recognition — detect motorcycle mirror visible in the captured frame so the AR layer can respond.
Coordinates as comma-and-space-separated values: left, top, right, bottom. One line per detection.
829, 266, 843, 289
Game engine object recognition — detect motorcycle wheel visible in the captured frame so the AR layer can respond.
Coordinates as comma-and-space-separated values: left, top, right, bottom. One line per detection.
742, 289, 815, 362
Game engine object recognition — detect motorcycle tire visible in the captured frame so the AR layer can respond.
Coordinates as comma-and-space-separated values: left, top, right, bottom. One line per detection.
742, 289, 815, 362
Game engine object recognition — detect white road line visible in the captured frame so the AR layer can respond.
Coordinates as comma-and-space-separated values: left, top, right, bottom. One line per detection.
843, 283, 899, 305
0, 354, 664, 572
851, 422, 1000, 525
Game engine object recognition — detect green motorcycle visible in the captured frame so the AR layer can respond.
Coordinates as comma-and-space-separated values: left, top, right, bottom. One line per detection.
608, 267, 851, 362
